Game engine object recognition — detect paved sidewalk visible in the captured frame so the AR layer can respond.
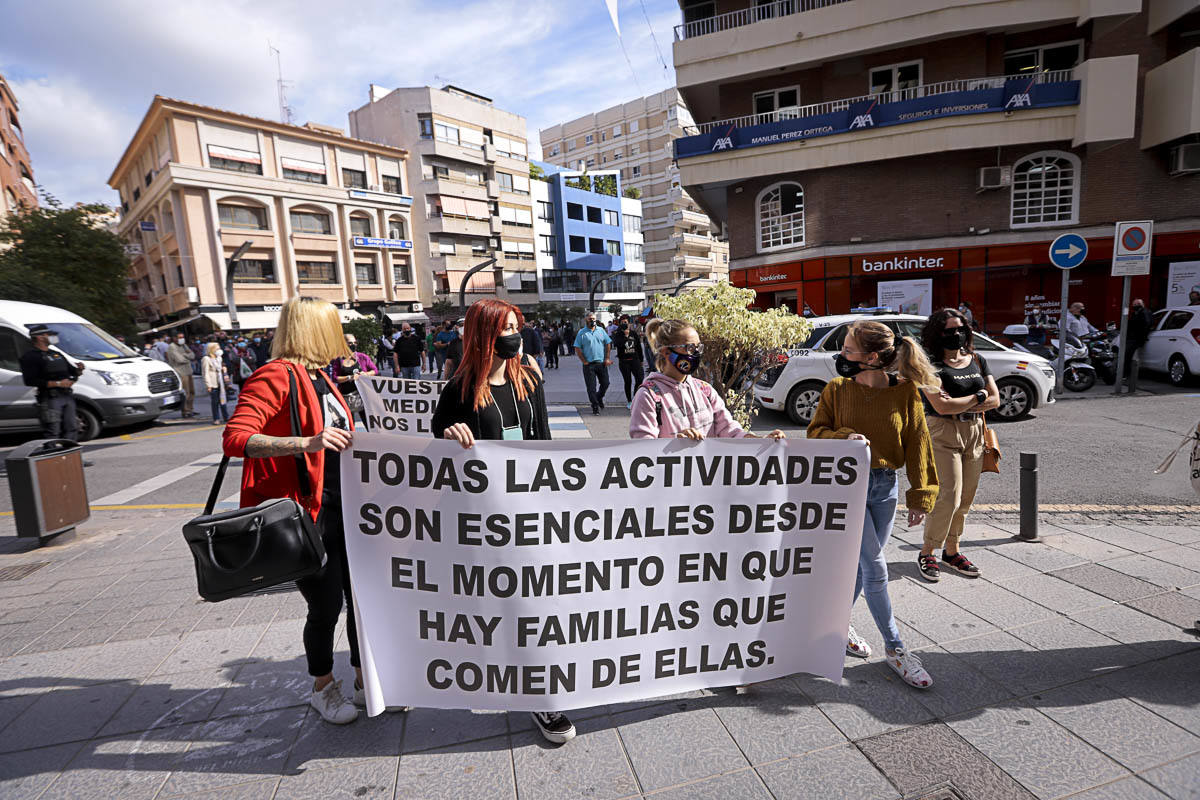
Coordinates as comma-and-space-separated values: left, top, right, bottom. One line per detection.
0, 510, 1197, 800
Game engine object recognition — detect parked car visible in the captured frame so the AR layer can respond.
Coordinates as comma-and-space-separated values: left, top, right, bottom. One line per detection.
754, 313, 1057, 425
0, 300, 183, 440
1138, 306, 1200, 386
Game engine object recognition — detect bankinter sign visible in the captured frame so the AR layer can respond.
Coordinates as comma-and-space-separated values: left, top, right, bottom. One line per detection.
854, 252, 958, 275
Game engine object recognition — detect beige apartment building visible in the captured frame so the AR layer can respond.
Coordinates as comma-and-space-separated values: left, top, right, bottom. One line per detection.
539, 88, 728, 295
1, 74, 36, 219
348, 85, 539, 306
108, 97, 415, 330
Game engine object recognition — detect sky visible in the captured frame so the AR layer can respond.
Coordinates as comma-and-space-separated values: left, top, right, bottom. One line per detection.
0, 0, 680, 206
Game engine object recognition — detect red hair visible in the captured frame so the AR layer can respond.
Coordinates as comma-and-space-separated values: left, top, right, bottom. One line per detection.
456, 299, 538, 410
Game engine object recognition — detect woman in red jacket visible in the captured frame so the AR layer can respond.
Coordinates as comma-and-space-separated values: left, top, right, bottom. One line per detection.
223, 296, 361, 725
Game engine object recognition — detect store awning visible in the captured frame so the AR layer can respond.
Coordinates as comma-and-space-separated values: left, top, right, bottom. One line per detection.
202, 308, 365, 331
137, 316, 200, 337
382, 311, 431, 325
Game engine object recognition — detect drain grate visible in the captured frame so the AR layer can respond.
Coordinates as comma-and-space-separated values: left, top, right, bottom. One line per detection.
0, 562, 50, 581
910, 785, 969, 800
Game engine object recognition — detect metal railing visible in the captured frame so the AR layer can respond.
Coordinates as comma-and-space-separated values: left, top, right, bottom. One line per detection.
674, 0, 853, 41
687, 69, 1075, 134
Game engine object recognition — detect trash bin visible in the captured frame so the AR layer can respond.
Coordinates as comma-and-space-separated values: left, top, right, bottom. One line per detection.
5, 439, 90, 541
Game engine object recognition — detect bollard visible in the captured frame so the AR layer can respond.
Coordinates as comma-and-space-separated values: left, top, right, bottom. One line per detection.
1018, 452, 1040, 542
1128, 354, 1139, 394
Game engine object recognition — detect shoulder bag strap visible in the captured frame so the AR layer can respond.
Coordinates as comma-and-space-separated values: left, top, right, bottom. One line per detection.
285, 364, 313, 501
202, 456, 231, 515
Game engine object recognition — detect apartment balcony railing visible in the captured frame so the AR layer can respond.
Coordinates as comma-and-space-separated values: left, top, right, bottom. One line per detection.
674, 0, 853, 41
685, 69, 1075, 135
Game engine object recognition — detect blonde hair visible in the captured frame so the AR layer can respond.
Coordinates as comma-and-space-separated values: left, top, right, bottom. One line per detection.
848, 320, 939, 387
270, 296, 350, 369
205, 342, 221, 358
644, 318, 695, 372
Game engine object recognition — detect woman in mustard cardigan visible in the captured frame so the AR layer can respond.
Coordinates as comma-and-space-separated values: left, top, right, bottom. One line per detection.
808, 320, 939, 689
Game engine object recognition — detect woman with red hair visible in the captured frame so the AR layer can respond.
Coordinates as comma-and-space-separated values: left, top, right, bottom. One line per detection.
430, 299, 570, 744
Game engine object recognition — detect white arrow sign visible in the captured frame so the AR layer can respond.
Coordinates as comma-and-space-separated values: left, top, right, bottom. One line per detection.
1054, 243, 1082, 259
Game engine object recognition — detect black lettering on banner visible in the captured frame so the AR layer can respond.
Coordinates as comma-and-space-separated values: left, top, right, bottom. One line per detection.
836, 456, 859, 485
654, 640, 771, 678
712, 593, 788, 628
678, 551, 728, 583
392, 558, 439, 591
592, 654, 641, 687
742, 547, 815, 581
359, 503, 382, 535
426, 661, 576, 695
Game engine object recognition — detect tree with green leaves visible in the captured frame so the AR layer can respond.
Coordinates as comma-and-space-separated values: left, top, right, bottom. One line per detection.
343, 315, 382, 347
650, 282, 810, 430
593, 175, 618, 197
529, 163, 546, 182
565, 175, 591, 192
0, 194, 137, 337
606, 303, 622, 316
429, 296, 455, 320
622, 186, 642, 199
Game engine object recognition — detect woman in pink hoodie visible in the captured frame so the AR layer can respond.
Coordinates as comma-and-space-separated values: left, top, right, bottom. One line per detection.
629, 318, 785, 441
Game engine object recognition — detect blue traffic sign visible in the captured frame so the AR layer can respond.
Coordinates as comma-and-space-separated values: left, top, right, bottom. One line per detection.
1049, 233, 1088, 270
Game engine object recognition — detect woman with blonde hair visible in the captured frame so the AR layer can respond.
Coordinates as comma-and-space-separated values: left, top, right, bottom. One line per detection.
223, 296, 364, 725
629, 317, 784, 440
201, 341, 229, 424
807, 319, 939, 689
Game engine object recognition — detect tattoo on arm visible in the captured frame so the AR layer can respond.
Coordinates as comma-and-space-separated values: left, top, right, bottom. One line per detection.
244, 434, 307, 458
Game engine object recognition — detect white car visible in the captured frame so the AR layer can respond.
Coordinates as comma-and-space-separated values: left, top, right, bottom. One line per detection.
754, 313, 1057, 425
1139, 307, 1200, 387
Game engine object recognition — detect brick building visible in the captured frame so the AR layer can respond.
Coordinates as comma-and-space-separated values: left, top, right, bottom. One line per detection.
0, 74, 36, 219
672, 0, 1200, 331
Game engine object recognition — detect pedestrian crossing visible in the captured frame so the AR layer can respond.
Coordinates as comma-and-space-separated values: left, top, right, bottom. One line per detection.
547, 405, 591, 439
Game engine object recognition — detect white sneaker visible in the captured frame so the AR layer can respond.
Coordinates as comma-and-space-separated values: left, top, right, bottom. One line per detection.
846, 625, 872, 659
885, 647, 933, 689
310, 679, 358, 724
352, 680, 409, 712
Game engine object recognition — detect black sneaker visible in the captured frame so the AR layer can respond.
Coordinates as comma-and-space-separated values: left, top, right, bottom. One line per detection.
592, 407, 601, 415
918, 553, 940, 582
942, 551, 981, 578
531, 711, 576, 744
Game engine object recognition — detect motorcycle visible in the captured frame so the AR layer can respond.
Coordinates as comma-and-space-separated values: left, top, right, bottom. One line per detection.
1003, 324, 1098, 392
1082, 331, 1117, 385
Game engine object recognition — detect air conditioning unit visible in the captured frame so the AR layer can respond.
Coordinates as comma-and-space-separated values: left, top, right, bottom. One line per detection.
1169, 143, 1200, 175
368, 184, 382, 192
977, 166, 1012, 191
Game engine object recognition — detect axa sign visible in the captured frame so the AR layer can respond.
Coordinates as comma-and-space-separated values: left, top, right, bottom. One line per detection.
1003, 77, 1037, 110
847, 99, 878, 130
712, 136, 734, 151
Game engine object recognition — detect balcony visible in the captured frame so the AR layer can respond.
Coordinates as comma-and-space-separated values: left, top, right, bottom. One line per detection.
1141, 47, 1200, 149
429, 176, 488, 201
426, 214, 492, 237
429, 138, 486, 165
670, 208, 714, 229
673, 254, 714, 274
673, 0, 1141, 101
672, 232, 713, 252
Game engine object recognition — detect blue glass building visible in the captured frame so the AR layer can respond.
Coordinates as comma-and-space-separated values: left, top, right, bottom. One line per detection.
548, 171, 625, 273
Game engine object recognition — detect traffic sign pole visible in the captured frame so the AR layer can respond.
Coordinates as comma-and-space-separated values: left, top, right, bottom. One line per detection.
1048, 233, 1088, 396
1057, 270, 1069, 395
1113, 277, 1132, 394
1110, 221, 1153, 395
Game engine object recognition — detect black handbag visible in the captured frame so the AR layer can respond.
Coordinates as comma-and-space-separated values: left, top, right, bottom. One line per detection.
183, 365, 326, 602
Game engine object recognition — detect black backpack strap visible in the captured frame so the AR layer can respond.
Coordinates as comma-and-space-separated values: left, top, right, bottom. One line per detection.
644, 383, 664, 428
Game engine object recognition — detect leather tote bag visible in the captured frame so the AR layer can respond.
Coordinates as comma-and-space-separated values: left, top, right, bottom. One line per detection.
183, 365, 326, 601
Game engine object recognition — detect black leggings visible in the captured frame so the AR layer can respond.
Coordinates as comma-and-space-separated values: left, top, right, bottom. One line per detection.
619, 358, 645, 402
295, 491, 360, 677
546, 347, 559, 369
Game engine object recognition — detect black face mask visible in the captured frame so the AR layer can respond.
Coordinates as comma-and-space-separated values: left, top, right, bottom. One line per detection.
619, 322, 629, 331
939, 328, 968, 351
834, 353, 879, 378
494, 333, 522, 360
586, 319, 596, 328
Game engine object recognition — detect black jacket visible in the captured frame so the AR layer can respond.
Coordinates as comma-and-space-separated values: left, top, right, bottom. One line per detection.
1128, 307, 1153, 347
612, 329, 643, 361
19, 348, 82, 398
431, 357, 550, 441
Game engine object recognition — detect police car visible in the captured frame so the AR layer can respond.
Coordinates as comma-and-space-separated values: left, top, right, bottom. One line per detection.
754, 313, 1057, 425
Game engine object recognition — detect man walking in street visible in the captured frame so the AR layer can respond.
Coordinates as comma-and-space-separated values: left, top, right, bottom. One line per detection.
19, 324, 85, 442
433, 320, 456, 379
574, 311, 612, 416
521, 319, 545, 371
167, 333, 198, 417
393, 323, 423, 380
1125, 298, 1153, 379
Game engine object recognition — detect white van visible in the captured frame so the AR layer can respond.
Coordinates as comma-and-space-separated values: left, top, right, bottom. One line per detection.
0, 300, 184, 440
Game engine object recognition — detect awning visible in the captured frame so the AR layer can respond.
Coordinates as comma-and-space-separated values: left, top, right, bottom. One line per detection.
137, 316, 199, 337
201, 309, 365, 331
382, 311, 431, 325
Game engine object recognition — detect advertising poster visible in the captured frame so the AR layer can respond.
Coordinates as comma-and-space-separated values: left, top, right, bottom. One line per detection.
877, 279, 933, 316
1167, 261, 1200, 307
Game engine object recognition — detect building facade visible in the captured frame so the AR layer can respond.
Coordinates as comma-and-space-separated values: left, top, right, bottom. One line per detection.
348, 85, 538, 307
0, 74, 36, 219
539, 88, 729, 296
108, 96, 415, 330
672, 0, 1200, 331
532, 169, 646, 312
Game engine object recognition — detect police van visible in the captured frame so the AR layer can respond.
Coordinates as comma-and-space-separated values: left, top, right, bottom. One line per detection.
0, 301, 183, 440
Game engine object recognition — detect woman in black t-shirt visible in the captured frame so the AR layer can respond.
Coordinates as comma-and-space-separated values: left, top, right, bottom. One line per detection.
917, 308, 1000, 583
611, 316, 645, 408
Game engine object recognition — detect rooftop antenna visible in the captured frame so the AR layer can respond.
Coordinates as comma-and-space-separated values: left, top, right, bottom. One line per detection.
268, 43, 295, 124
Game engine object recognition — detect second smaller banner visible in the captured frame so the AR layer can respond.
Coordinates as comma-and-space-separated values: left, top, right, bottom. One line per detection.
359, 376, 447, 435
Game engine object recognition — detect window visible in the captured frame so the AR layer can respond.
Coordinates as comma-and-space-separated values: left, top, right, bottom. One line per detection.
349, 215, 372, 236
1161, 310, 1194, 331
586, 158, 596, 168
208, 150, 263, 175
465, 167, 484, 184
604, 209, 619, 226
752, 86, 800, 122
418, 115, 433, 139
601, 131, 607, 142
1004, 41, 1083, 75
588, 237, 604, 254
161, 207, 174, 235
297, 260, 338, 284
550, 145, 560, 156
613, 150, 622, 160
496, 172, 514, 192
567, 140, 576, 152
233, 258, 275, 283
290, 210, 331, 235
284, 165, 326, 184
537, 200, 554, 221
624, 214, 642, 233
393, 261, 413, 285
1011, 151, 1079, 227
437, 237, 456, 255
355, 260, 378, 284
539, 234, 556, 253
218, 203, 268, 230
0, 328, 31, 371
567, 202, 584, 220
585, 134, 594, 145
144, 170, 153, 187
756, 182, 805, 252
605, 240, 621, 256
569, 235, 585, 252
631, 144, 639, 155
586, 206, 602, 224
601, 156, 608, 164
612, 124, 622, 138
869, 61, 923, 102
434, 121, 459, 145
631, 165, 641, 177
133, 187, 141, 202
472, 239, 488, 253
627, 242, 643, 261
342, 168, 367, 189
382, 175, 402, 194
388, 217, 408, 239
629, 119, 639, 133
433, 164, 450, 179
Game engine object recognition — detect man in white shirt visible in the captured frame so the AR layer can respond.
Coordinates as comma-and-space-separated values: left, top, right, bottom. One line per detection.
1064, 302, 1098, 339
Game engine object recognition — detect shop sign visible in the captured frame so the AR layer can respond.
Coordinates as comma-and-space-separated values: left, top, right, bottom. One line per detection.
852, 251, 958, 276
748, 262, 803, 286
353, 236, 413, 249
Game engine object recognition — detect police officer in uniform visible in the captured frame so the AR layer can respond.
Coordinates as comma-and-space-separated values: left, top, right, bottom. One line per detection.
19, 324, 86, 441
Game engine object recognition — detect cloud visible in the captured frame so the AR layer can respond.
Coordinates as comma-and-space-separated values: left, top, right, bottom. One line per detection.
0, 0, 680, 204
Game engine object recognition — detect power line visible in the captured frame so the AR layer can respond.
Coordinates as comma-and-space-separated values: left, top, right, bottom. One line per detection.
640, 0, 670, 75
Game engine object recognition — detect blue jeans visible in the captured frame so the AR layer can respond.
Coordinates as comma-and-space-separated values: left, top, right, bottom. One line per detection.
853, 468, 904, 652
399, 365, 421, 380
209, 388, 228, 421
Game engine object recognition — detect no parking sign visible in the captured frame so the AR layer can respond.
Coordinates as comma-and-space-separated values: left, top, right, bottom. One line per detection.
1112, 220, 1153, 277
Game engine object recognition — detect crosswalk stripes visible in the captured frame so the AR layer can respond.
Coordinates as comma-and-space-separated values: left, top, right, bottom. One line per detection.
546, 405, 591, 439
90, 453, 233, 506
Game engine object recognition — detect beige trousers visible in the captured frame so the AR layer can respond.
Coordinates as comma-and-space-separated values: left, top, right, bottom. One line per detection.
923, 415, 985, 553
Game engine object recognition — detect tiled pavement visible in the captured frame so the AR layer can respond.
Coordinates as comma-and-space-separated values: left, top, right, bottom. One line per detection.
0, 512, 1197, 799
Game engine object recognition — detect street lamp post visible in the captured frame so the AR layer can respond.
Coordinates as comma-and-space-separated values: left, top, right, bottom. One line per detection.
671, 276, 705, 296
224, 240, 254, 332
588, 269, 627, 312
458, 257, 498, 316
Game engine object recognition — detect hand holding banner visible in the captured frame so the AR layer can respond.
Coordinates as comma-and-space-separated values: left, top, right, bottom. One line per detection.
342, 433, 869, 715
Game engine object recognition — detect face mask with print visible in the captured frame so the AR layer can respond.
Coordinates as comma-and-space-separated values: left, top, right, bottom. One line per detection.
666, 348, 700, 375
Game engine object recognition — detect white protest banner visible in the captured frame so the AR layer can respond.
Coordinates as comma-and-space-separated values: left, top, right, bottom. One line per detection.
342, 432, 869, 715
358, 377, 447, 435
